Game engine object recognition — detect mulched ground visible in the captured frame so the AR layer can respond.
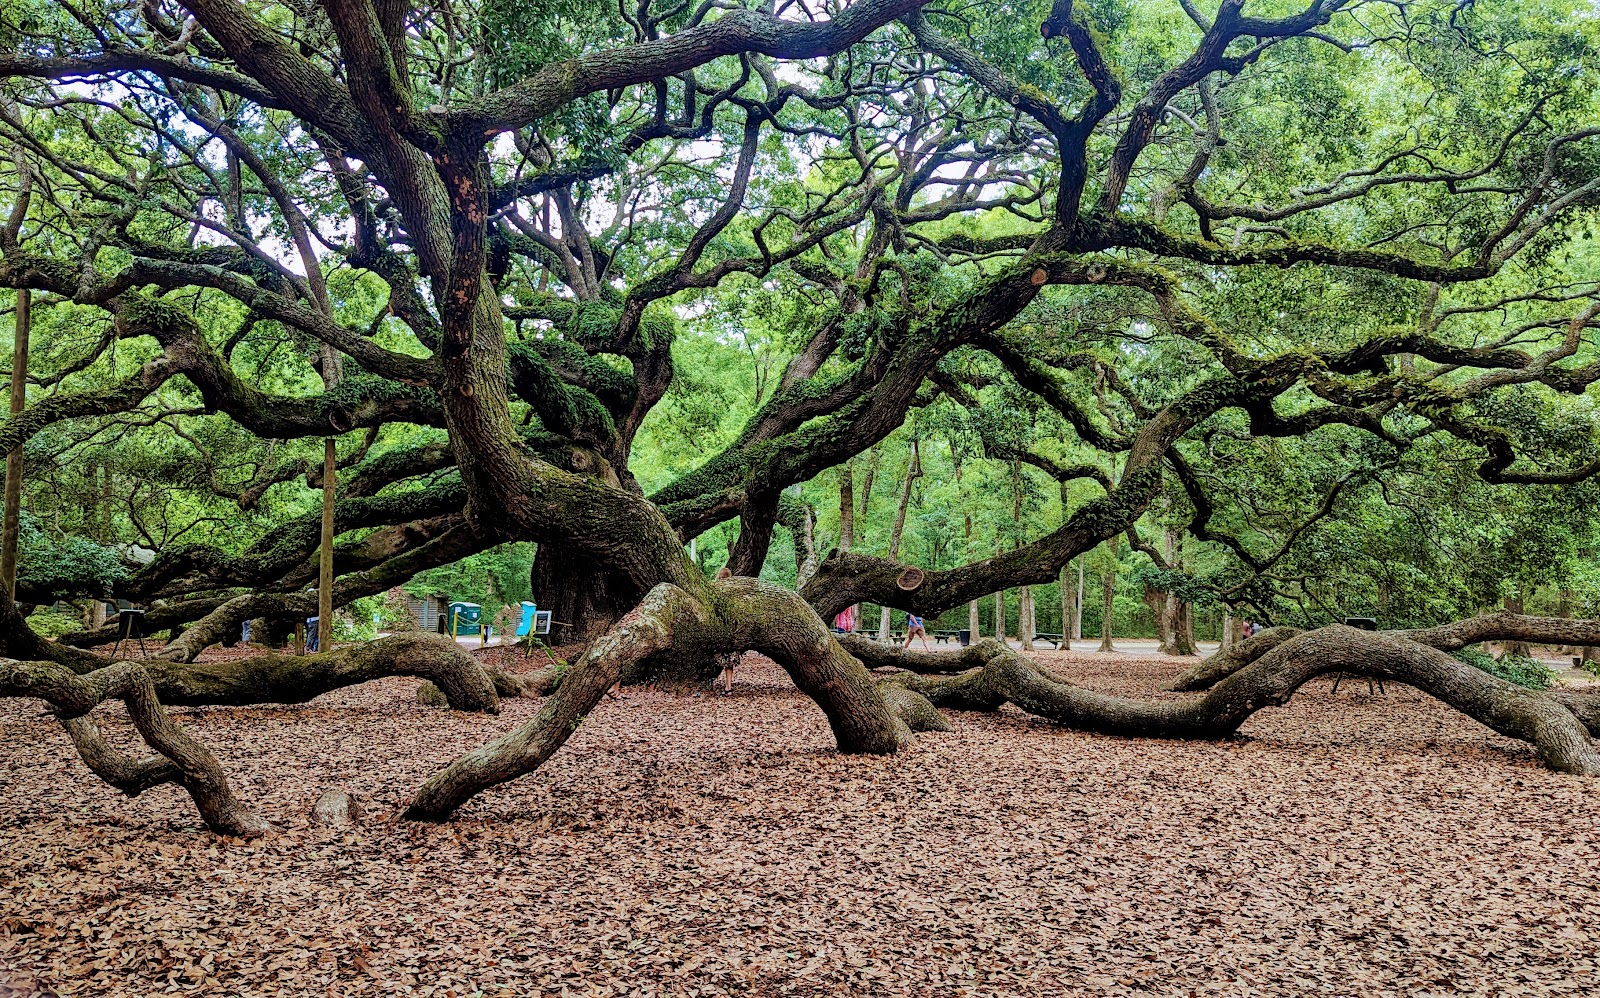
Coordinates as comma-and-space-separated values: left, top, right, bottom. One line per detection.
3, 648, 1598, 997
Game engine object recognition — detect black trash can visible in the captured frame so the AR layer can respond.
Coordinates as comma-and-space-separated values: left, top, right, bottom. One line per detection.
958, 628, 971, 647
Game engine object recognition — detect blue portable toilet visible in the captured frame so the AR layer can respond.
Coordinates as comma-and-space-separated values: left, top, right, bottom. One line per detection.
515, 601, 536, 638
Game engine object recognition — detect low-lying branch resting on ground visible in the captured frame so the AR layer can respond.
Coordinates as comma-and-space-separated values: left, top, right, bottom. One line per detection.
7, 604, 1600, 838
1167, 612, 1600, 692
0, 633, 531, 835
866, 625, 1600, 776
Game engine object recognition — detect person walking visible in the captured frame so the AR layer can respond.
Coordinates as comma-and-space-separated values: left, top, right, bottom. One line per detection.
903, 612, 930, 650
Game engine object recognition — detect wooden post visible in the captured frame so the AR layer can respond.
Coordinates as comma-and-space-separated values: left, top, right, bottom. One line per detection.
1, 289, 29, 602
318, 437, 335, 653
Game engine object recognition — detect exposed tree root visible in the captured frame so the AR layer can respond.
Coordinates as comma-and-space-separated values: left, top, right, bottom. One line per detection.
873, 627, 1600, 776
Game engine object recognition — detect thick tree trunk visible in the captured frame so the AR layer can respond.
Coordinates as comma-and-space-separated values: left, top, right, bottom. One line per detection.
529, 539, 644, 644
1171, 611, 1600, 692
407, 579, 935, 821
1146, 583, 1172, 651
1168, 598, 1198, 656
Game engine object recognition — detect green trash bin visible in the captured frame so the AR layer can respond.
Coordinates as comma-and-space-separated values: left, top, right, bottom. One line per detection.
447, 601, 482, 637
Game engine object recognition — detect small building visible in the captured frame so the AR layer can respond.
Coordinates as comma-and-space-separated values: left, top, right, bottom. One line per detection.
400, 592, 450, 632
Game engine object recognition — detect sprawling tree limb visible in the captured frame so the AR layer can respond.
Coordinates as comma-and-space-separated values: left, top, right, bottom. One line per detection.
1167, 626, 1305, 691
1172, 612, 1600, 691
1, 658, 268, 835
406, 584, 703, 821
407, 577, 938, 821
882, 627, 1600, 775
138, 634, 503, 713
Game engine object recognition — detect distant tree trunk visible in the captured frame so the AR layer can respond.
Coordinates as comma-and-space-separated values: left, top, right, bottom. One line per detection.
1170, 600, 1198, 655
1556, 587, 1580, 657
1, 288, 27, 602
1503, 594, 1532, 658
1164, 529, 1198, 655
877, 441, 920, 641
793, 502, 819, 591
1075, 562, 1084, 640
1020, 586, 1035, 650
1098, 557, 1116, 653
838, 461, 855, 552
968, 600, 980, 641
318, 438, 335, 654
1147, 583, 1173, 652
995, 589, 1006, 643
1221, 613, 1235, 651
857, 446, 880, 525
1059, 562, 1074, 651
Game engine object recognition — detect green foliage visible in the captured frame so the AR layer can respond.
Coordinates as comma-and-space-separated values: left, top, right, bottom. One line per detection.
16, 511, 125, 595
24, 609, 82, 640
1452, 646, 1558, 690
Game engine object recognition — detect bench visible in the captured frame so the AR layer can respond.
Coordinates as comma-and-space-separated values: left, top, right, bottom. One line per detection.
1031, 632, 1066, 648
934, 630, 961, 644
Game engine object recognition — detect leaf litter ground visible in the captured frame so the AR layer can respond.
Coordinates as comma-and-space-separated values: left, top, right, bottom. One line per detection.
3, 647, 1598, 997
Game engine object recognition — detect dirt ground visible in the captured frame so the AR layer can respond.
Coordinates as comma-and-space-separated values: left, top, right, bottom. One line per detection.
3, 648, 1598, 997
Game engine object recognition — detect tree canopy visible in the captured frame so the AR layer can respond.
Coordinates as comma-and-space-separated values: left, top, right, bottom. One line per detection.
3, 0, 1600, 831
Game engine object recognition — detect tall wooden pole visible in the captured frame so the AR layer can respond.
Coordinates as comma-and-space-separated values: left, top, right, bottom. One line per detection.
318, 437, 335, 652
1, 289, 29, 602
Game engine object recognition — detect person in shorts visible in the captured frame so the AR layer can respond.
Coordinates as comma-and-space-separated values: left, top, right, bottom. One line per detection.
903, 613, 930, 650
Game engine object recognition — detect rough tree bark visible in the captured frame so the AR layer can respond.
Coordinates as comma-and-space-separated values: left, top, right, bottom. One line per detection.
1059, 562, 1074, 651
0, 287, 25, 601
3, 658, 270, 836
407, 578, 943, 820
1169, 612, 1600, 692
877, 441, 920, 641
1162, 529, 1198, 655
856, 626, 1600, 776
1503, 594, 1533, 657
1098, 552, 1117, 653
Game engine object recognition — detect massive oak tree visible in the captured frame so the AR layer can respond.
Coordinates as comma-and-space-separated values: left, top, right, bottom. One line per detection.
3, 0, 1600, 831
